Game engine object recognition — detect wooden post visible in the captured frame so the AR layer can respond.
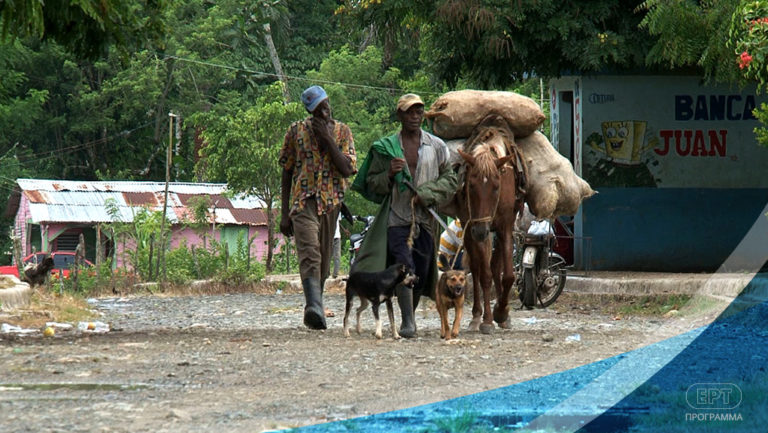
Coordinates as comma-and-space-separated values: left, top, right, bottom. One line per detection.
191, 245, 201, 279
73, 233, 85, 292
224, 242, 229, 272
95, 224, 102, 273
12, 236, 23, 278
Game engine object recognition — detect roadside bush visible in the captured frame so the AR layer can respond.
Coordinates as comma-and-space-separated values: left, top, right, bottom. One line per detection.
50, 260, 135, 295
163, 245, 196, 285
214, 236, 266, 285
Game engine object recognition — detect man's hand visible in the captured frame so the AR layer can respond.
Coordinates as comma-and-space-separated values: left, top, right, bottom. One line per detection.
311, 117, 333, 151
412, 194, 423, 207
388, 157, 406, 178
280, 217, 293, 237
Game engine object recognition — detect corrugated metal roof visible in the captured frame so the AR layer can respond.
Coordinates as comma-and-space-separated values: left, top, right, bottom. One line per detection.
15, 178, 267, 226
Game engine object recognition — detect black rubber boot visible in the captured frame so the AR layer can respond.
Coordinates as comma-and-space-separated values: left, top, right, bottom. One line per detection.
396, 285, 416, 338
302, 277, 326, 330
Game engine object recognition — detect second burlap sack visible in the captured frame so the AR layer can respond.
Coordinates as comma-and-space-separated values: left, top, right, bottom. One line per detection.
517, 131, 596, 219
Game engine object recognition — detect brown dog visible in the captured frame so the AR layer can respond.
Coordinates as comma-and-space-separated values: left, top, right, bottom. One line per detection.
435, 270, 467, 340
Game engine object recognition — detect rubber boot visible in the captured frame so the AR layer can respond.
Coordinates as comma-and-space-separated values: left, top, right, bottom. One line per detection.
396, 284, 416, 338
412, 287, 422, 334
302, 277, 327, 330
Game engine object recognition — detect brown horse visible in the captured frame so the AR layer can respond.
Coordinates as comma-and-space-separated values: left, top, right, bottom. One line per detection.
456, 116, 522, 334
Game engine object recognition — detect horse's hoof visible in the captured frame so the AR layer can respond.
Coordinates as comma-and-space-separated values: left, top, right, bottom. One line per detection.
468, 318, 481, 332
493, 311, 509, 325
493, 310, 509, 325
498, 318, 511, 329
480, 323, 494, 334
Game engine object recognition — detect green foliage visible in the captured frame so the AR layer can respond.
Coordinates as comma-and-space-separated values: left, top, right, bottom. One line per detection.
307, 45, 402, 149
215, 236, 267, 285
640, 0, 742, 84
415, 1, 655, 87
194, 82, 303, 193
53, 260, 133, 295
729, 1, 768, 89
0, 0, 167, 59
728, 1, 768, 148
334, 0, 428, 71
752, 102, 768, 147
273, 239, 300, 274
162, 238, 266, 286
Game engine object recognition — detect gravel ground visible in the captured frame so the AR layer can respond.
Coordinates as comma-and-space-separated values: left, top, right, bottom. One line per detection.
0, 284, 730, 433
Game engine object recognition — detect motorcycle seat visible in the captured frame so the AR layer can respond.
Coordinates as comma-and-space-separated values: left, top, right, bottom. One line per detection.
524, 234, 549, 245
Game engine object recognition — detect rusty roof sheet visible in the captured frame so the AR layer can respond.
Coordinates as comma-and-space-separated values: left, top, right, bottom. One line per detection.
15, 178, 267, 226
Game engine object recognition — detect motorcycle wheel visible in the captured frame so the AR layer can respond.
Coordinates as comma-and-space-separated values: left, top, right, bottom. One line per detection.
536, 255, 566, 308
522, 267, 537, 309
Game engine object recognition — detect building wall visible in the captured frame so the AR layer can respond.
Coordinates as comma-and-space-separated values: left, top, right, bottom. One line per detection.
550, 75, 768, 271
14, 194, 272, 270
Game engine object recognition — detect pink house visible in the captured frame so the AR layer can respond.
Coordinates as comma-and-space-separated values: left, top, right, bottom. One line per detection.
5, 179, 274, 268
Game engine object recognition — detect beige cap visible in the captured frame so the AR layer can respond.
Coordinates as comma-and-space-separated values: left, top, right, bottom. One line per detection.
397, 93, 424, 112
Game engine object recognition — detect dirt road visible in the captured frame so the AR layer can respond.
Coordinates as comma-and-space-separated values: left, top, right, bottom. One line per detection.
0, 287, 725, 433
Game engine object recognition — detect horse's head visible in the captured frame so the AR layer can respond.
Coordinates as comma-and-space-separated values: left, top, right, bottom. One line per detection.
458, 146, 513, 241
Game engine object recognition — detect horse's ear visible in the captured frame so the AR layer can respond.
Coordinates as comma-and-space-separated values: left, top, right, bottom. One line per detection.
458, 148, 476, 166
496, 155, 514, 168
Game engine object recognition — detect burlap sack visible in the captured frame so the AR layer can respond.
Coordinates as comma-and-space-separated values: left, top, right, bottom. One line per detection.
426, 90, 545, 140
517, 131, 596, 219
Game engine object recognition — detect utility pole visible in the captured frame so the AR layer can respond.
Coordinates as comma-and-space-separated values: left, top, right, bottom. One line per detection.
159, 112, 177, 281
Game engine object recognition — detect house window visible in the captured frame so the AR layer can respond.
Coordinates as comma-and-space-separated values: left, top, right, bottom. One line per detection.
55, 233, 80, 251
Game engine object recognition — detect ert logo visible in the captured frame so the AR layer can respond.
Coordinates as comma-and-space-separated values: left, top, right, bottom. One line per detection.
686, 383, 742, 410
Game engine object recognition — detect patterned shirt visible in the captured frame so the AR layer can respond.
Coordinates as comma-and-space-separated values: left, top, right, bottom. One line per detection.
279, 118, 356, 216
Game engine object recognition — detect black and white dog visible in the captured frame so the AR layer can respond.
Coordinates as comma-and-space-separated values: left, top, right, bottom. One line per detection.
343, 263, 417, 339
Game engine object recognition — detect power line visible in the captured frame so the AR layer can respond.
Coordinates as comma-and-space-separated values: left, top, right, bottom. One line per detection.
160, 53, 442, 96
13, 121, 155, 167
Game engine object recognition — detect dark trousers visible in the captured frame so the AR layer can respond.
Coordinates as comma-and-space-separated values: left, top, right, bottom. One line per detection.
387, 225, 433, 292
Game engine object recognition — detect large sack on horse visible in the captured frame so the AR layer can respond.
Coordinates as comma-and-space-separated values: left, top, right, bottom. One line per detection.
517, 131, 596, 219
426, 90, 545, 140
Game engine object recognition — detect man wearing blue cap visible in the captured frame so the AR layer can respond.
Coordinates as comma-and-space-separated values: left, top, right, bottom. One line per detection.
279, 85, 357, 330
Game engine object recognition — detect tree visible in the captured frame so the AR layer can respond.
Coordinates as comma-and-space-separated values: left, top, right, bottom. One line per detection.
642, 0, 768, 148
639, 0, 742, 87
334, 0, 426, 71
728, 1, 768, 147
341, 0, 656, 87
193, 82, 304, 272
0, 0, 166, 59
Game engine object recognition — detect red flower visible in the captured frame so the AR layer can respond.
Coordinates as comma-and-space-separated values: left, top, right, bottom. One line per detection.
739, 51, 753, 69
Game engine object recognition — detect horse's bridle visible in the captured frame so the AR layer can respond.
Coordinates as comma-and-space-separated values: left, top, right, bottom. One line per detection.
463, 165, 503, 231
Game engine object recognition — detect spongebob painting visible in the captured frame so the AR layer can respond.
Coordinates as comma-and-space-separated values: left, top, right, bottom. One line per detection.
586, 120, 660, 187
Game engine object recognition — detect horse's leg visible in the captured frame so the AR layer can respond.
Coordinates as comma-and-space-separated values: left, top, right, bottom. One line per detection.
478, 239, 495, 334
491, 242, 505, 326
465, 239, 483, 332
494, 228, 516, 328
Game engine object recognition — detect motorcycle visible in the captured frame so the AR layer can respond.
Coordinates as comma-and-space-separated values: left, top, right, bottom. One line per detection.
348, 215, 375, 267
515, 219, 567, 309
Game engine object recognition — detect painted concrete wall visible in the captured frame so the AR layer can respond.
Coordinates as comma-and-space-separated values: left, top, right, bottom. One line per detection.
550, 75, 768, 271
